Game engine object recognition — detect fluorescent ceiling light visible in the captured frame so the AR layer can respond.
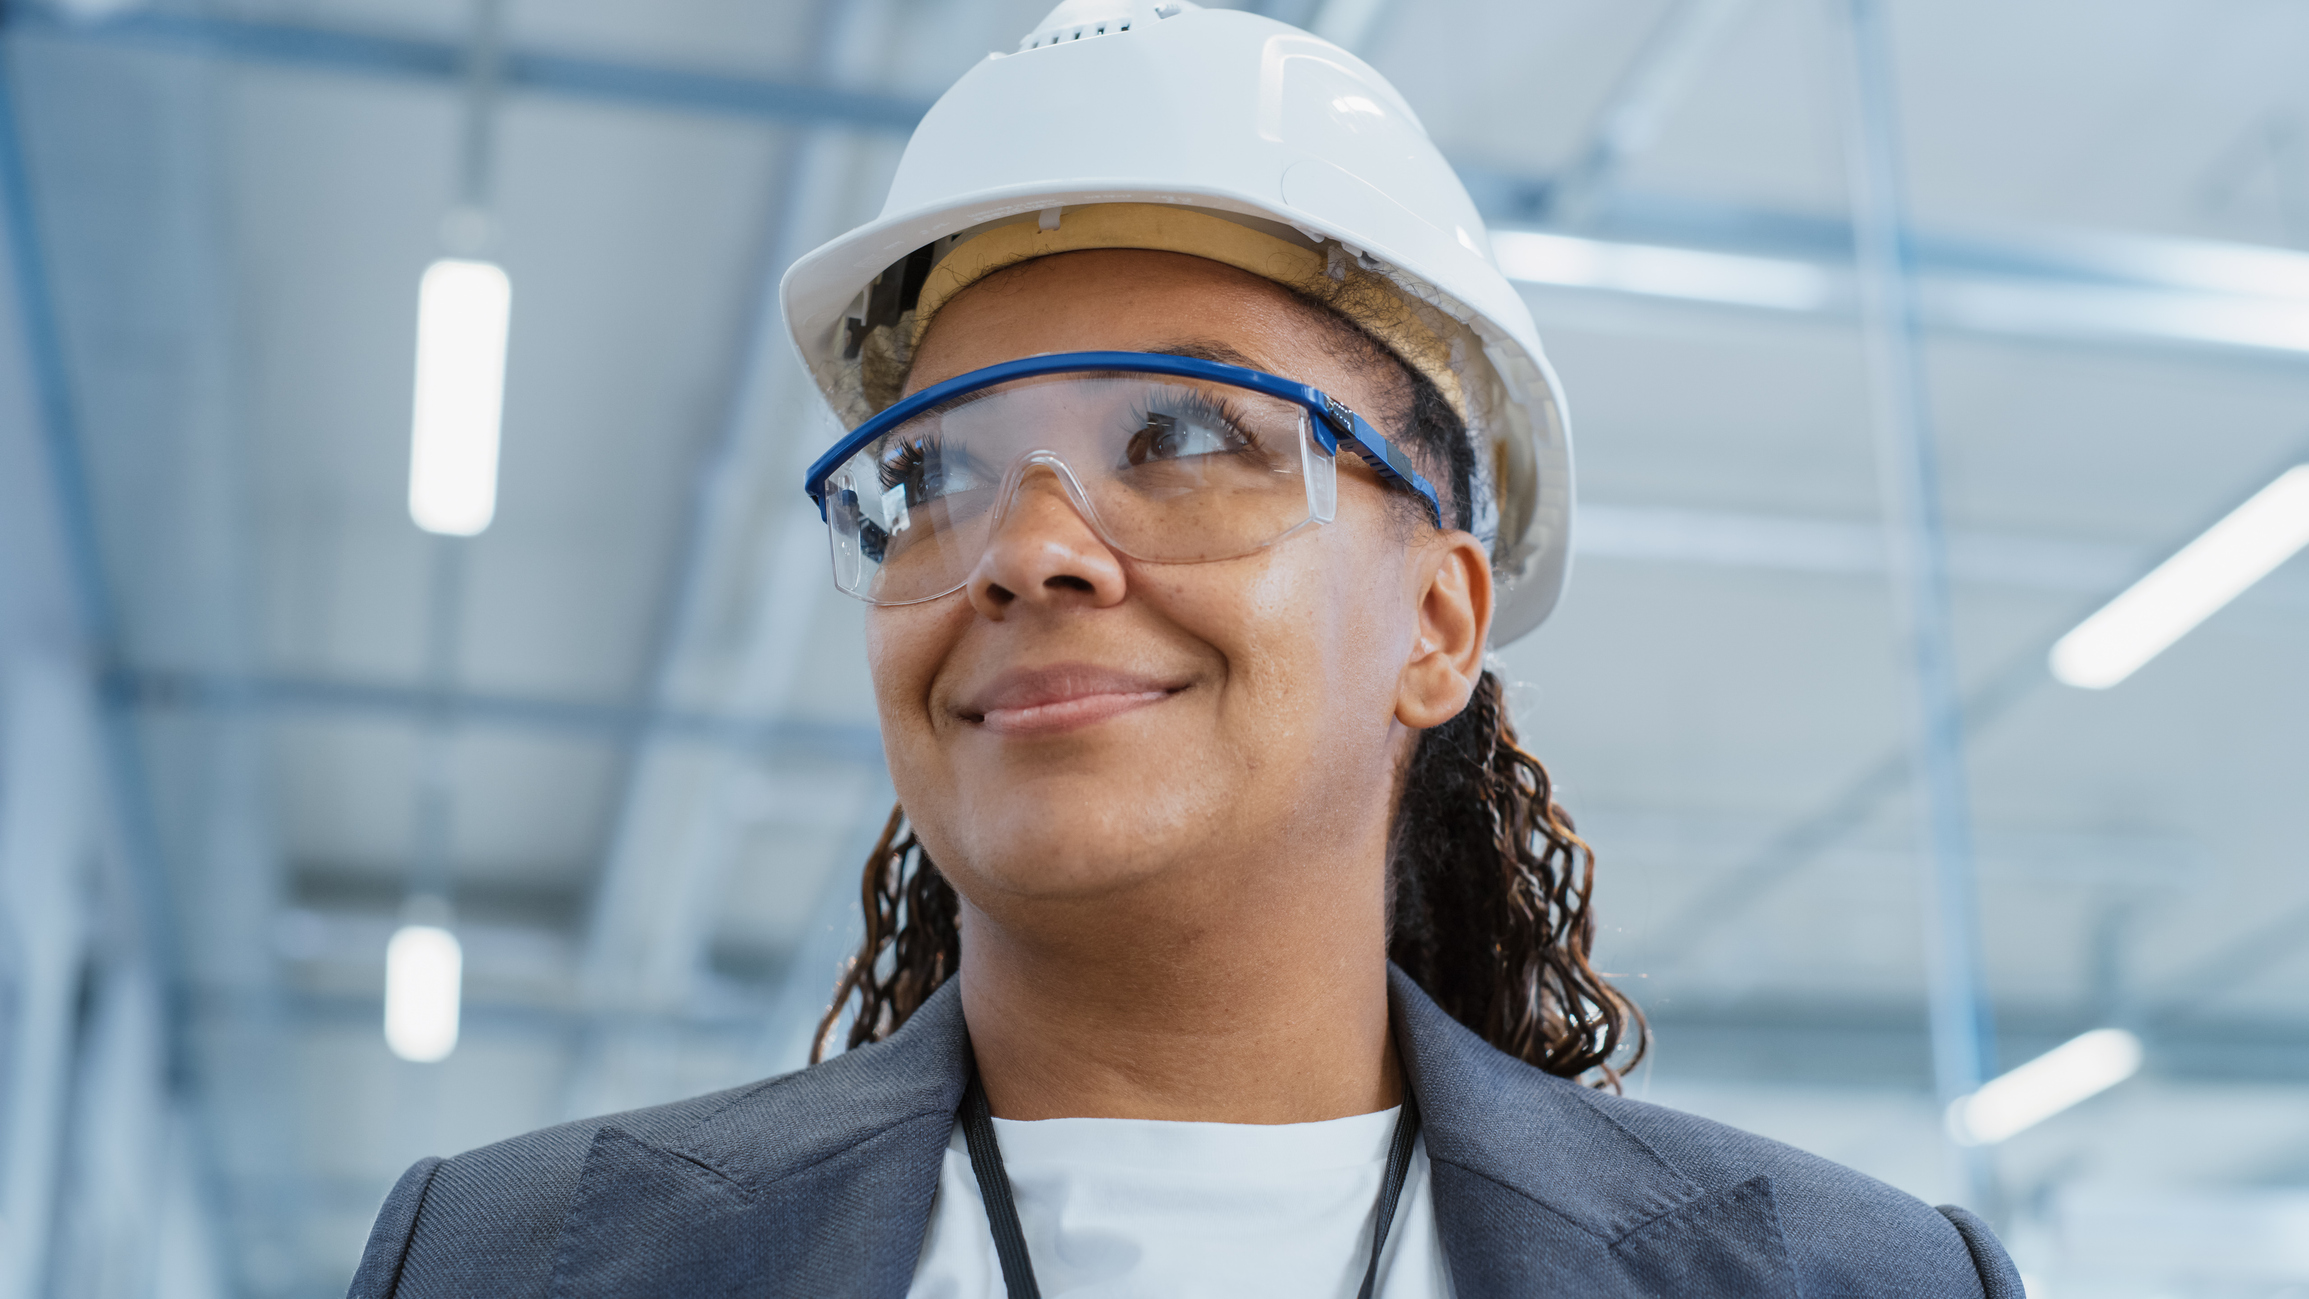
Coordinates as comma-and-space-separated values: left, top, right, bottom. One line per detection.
1934, 280, 2309, 354
408, 258, 511, 536
2049, 229, 2309, 301
2051, 466, 2309, 688
1491, 230, 1835, 313
384, 923, 463, 1063
1946, 1027, 2143, 1146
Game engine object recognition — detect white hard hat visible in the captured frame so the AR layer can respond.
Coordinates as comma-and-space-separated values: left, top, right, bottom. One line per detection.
779, 0, 1572, 642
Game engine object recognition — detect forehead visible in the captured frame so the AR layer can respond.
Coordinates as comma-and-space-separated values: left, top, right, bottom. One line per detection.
904, 249, 1360, 396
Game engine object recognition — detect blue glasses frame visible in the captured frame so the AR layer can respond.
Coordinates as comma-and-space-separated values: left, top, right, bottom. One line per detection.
802, 350, 1442, 529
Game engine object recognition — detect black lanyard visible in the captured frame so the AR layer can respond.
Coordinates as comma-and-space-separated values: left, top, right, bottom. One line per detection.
957, 1074, 1424, 1299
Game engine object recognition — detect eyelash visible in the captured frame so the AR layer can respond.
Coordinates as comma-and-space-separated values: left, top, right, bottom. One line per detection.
879, 436, 937, 493
1127, 391, 1255, 449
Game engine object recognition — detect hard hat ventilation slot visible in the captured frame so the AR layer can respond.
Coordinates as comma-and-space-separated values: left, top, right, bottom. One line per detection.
1017, 1, 1191, 51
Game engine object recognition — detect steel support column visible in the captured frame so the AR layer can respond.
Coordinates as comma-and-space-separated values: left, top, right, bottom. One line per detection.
1834, 0, 1996, 1213
0, 34, 238, 1290
0, 664, 92, 1299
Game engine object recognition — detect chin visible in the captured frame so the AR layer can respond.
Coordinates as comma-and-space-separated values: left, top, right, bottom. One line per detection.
936, 777, 1215, 904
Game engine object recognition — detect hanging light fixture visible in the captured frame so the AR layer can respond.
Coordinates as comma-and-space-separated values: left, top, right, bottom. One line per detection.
384, 919, 463, 1063
407, 0, 509, 538
407, 257, 511, 536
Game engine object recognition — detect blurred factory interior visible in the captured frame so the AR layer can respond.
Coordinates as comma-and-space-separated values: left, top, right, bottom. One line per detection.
2, 0, 2308, 1294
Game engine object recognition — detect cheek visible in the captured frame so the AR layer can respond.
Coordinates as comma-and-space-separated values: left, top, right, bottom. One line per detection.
865, 603, 960, 747
1292, 520, 1427, 731
1149, 528, 1414, 744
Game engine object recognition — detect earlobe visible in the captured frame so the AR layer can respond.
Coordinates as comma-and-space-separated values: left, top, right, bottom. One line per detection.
1395, 532, 1493, 730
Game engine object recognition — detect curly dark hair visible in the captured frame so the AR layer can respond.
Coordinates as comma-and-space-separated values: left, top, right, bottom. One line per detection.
811, 272, 1646, 1088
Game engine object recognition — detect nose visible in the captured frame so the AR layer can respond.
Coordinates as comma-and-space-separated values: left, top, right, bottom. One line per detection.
965, 465, 1127, 618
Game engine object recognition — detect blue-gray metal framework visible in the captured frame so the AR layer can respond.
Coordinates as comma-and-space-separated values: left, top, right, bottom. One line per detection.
8, 2, 2309, 1284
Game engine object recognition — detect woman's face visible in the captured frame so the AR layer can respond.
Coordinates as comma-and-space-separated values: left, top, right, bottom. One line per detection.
867, 248, 1490, 926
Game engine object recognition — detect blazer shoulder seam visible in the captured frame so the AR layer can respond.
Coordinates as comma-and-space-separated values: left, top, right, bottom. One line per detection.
595, 1125, 751, 1193
642, 1073, 789, 1147
1558, 1086, 1711, 1187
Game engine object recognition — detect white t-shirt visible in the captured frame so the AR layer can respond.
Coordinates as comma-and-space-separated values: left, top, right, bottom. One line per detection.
907, 1106, 1454, 1299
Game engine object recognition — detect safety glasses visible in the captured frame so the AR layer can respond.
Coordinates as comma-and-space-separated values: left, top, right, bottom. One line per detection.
802, 351, 1440, 606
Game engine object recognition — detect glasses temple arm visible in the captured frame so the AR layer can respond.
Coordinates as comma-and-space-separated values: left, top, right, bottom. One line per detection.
1318, 397, 1443, 530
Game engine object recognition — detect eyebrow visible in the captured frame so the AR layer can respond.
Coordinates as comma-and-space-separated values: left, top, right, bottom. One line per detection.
1145, 340, 1267, 371
904, 340, 1269, 400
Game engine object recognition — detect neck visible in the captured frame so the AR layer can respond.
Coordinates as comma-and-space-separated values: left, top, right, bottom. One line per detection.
957, 862, 1400, 1124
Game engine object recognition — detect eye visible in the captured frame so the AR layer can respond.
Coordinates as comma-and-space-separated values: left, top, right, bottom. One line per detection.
879, 433, 987, 503
878, 436, 929, 495
1123, 400, 1251, 467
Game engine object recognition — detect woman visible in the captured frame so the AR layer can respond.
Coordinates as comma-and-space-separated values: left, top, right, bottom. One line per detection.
351, 4, 2021, 1296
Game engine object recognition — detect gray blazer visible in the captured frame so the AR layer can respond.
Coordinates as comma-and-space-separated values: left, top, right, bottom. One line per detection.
350, 967, 2021, 1297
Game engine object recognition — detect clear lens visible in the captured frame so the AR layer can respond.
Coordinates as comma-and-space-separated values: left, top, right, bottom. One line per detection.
824, 371, 1328, 605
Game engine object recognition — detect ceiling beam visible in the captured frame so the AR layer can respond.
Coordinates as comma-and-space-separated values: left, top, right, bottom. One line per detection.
2152, 899, 2309, 1014
1487, 219, 2309, 359
2, 6, 932, 131
103, 667, 884, 763
1641, 1002, 2309, 1087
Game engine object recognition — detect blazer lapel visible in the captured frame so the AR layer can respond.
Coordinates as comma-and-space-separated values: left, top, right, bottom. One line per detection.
1392, 968, 1799, 1298
546, 967, 1798, 1297
548, 984, 972, 1299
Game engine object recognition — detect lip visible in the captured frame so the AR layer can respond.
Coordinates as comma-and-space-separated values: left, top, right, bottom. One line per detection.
957, 663, 1187, 737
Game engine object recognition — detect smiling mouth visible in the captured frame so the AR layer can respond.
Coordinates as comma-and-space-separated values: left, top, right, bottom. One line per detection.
960, 666, 1186, 737
977, 690, 1172, 735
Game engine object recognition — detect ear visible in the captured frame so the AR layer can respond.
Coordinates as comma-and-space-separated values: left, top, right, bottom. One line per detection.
1396, 530, 1493, 729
